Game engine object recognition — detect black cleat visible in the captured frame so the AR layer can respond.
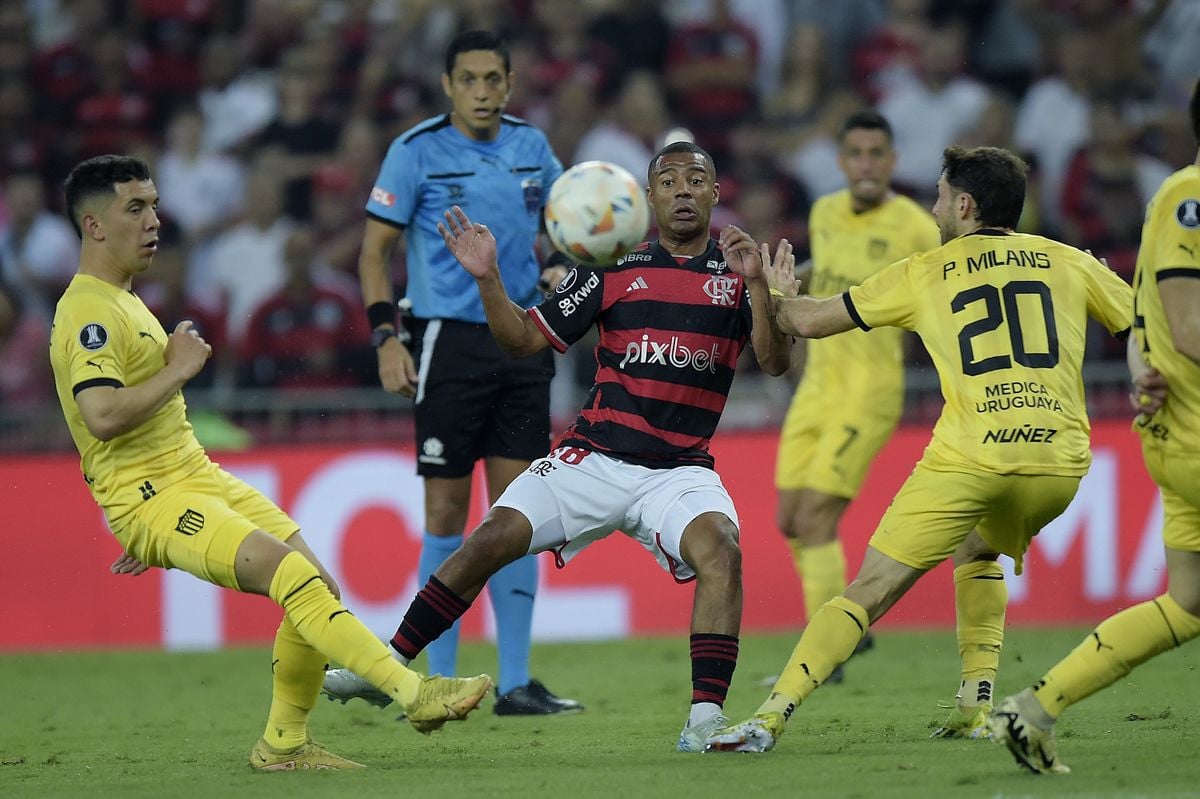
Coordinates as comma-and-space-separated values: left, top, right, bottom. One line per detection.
493, 679, 584, 716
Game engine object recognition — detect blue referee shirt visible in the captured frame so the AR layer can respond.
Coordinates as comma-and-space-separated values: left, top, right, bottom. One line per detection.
366, 114, 564, 323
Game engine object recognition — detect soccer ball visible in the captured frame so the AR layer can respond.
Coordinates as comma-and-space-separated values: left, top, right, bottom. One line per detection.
544, 161, 650, 267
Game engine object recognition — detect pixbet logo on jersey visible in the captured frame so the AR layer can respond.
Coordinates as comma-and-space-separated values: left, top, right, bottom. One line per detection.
619, 334, 719, 373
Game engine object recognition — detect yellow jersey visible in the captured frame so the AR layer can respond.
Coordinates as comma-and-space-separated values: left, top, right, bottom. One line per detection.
50, 274, 208, 523
803, 190, 940, 406
847, 230, 1132, 476
1132, 164, 1200, 452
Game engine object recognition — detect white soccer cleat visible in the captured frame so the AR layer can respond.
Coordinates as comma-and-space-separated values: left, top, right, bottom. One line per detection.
988, 692, 1070, 774
321, 668, 394, 709
677, 714, 729, 753
703, 712, 786, 753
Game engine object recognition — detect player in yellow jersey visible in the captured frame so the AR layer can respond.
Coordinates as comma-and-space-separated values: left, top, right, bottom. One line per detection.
990, 79, 1200, 775
50, 156, 492, 772
774, 110, 940, 685
706, 145, 1136, 754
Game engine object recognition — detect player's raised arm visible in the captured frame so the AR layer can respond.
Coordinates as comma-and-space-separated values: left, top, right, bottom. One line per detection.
721, 226, 790, 375
75, 320, 211, 442
439, 205, 549, 357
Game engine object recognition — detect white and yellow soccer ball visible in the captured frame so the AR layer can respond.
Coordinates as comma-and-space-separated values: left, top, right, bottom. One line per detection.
544, 161, 650, 267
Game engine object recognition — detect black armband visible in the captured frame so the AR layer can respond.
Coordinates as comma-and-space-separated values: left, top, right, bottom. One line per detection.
367, 301, 396, 330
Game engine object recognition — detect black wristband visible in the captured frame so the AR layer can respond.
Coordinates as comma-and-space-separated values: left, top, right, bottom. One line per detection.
367, 301, 396, 330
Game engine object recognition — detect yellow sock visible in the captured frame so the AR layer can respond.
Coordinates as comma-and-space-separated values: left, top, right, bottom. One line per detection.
1034, 593, 1200, 719
761, 596, 868, 715
263, 617, 325, 750
269, 551, 421, 708
954, 561, 1006, 705
788, 539, 847, 623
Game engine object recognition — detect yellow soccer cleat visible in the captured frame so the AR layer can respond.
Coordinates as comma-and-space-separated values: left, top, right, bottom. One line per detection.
930, 702, 992, 739
988, 692, 1071, 775
405, 673, 493, 734
703, 712, 787, 753
249, 737, 366, 771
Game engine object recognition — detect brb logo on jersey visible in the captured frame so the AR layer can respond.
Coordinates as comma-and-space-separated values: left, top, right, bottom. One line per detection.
619, 334, 719, 373
79, 323, 108, 351
703, 275, 739, 307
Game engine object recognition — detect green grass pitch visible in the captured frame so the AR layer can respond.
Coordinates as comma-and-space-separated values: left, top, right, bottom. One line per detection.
1, 629, 1195, 798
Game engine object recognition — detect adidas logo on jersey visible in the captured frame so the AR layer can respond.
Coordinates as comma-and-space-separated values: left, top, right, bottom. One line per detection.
626, 276, 648, 293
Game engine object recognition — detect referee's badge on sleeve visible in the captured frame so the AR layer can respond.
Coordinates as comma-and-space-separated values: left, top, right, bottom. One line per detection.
79, 323, 108, 351
522, 177, 542, 215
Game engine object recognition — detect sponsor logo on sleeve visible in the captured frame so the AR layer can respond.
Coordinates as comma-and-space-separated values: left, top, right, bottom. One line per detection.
79, 323, 108, 351
370, 186, 396, 207
557, 271, 600, 316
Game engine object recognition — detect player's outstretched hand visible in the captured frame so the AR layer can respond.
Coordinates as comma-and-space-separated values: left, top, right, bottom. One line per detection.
164, 320, 212, 380
1131, 367, 1167, 415
439, 205, 498, 279
762, 239, 798, 299
111, 552, 150, 576
719, 225, 762, 279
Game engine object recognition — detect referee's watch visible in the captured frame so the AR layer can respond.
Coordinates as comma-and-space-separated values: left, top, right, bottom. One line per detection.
371, 327, 398, 349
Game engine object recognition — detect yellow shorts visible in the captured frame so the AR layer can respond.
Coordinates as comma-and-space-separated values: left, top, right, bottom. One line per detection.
775, 389, 899, 497
868, 459, 1080, 573
1141, 443, 1200, 552
111, 461, 298, 590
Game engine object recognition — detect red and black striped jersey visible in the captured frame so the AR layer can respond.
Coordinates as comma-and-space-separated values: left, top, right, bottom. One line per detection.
529, 240, 753, 469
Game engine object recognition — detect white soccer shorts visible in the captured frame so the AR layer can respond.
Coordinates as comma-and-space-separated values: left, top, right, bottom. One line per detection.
494, 446, 739, 582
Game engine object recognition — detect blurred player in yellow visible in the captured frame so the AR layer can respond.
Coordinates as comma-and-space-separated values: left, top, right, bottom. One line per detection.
990, 79, 1200, 775
706, 145, 1136, 753
774, 110, 939, 684
49, 155, 492, 771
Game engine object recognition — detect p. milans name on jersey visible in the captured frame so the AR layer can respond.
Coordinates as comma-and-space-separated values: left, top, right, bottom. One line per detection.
942, 248, 1052, 279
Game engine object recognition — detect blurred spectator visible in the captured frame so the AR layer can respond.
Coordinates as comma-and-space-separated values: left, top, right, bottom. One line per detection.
0, 79, 50, 180
966, 0, 1040, 96
1059, 102, 1171, 276
852, 0, 931, 102
139, 221, 225, 388
765, 24, 834, 153
197, 34, 278, 154
0, 171, 78, 319
587, 0, 671, 90
878, 20, 990, 202
782, 91, 864, 201
667, 0, 789, 99
256, 48, 341, 220
1143, 0, 1200, 103
241, 228, 367, 389
30, 0, 111, 121
310, 163, 362, 278
544, 76, 597, 172
0, 280, 51, 409
157, 105, 246, 245
664, 0, 759, 164
204, 166, 296, 346
73, 29, 155, 160
1014, 29, 1098, 234
574, 70, 672, 179
791, 0, 885, 87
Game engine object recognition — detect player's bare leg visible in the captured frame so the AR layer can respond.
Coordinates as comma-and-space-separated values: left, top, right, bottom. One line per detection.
676, 512, 742, 751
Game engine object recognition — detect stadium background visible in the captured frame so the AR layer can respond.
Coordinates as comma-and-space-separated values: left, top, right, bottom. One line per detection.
1, 0, 1197, 651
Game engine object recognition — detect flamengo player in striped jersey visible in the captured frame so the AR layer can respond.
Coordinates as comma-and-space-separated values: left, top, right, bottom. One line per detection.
990, 79, 1200, 775
706, 145, 1135, 754
385, 141, 793, 752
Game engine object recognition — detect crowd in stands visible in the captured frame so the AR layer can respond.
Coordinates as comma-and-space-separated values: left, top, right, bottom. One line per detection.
2, 0, 1199, 441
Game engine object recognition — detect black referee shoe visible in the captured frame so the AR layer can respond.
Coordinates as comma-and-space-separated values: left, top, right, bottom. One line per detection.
493, 679, 584, 716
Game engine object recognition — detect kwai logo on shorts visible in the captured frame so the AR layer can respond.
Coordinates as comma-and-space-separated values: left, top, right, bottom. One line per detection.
419, 437, 446, 465
79, 322, 108, 351
619, 334, 719, 373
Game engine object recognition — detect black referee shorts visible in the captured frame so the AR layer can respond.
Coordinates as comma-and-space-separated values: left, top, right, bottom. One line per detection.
408, 318, 555, 478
